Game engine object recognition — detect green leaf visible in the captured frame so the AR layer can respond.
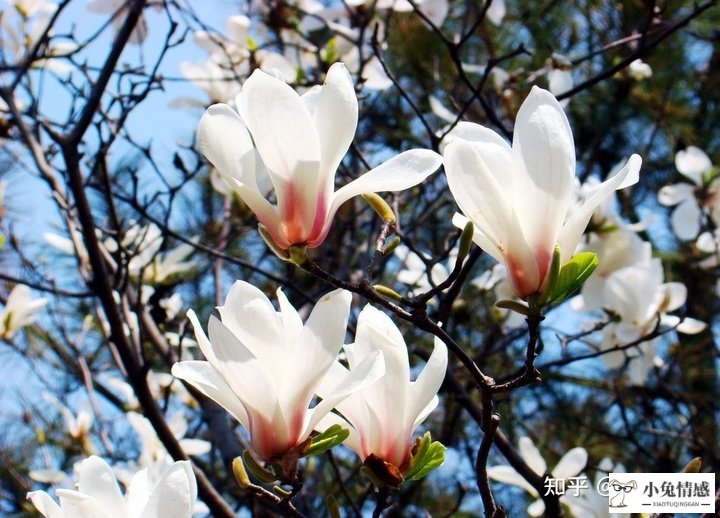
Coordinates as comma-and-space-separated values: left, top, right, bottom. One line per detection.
548, 252, 599, 304
304, 424, 349, 457
403, 432, 446, 481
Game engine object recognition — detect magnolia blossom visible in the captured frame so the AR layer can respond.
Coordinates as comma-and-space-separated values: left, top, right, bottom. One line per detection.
394, 244, 457, 296
599, 257, 705, 384
117, 223, 196, 284
127, 412, 211, 470
0, 284, 48, 339
487, 437, 588, 516
317, 305, 447, 470
27, 456, 197, 518
198, 62, 442, 250
2, 0, 75, 73
172, 281, 384, 461
658, 146, 718, 240
627, 59, 652, 81
443, 86, 641, 299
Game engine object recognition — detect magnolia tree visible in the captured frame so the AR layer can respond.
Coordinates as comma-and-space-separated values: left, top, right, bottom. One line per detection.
0, 0, 718, 516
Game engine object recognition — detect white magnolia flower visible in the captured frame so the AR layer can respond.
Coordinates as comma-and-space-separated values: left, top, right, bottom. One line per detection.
658, 146, 717, 240
27, 456, 197, 518
198, 62, 441, 250
566, 458, 626, 518
317, 304, 447, 471
443, 86, 641, 299
395, 244, 457, 296
2, 0, 75, 73
119, 223, 196, 284
487, 437, 588, 516
172, 281, 385, 461
600, 257, 706, 384
0, 284, 48, 339
43, 393, 94, 447
127, 412, 211, 471
627, 59, 652, 81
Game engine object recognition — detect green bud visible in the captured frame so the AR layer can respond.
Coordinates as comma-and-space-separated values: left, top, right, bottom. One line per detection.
383, 236, 402, 255
456, 220, 475, 265
683, 457, 702, 473
374, 284, 403, 301
362, 193, 396, 224
232, 456, 251, 487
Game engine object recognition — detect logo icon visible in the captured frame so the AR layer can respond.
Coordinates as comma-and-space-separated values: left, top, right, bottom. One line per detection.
608, 479, 637, 508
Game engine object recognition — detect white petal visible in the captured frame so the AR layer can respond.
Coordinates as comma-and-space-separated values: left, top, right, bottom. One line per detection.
76, 456, 125, 512
486, 466, 538, 496
309, 62, 358, 193
675, 146, 712, 183
527, 498, 546, 516
670, 198, 701, 240
142, 461, 196, 518
675, 317, 707, 334
409, 336, 448, 428
657, 183, 694, 206
197, 104, 255, 185
661, 282, 687, 312
444, 139, 520, 254
559, 154, 641, 263
238, 68, 321, 182
314, 149, 441, 247
512, 86, 575, 255
27, 491, 63, 518
331, 149, 441, 211
518, 437, 547, 476
171, 361, 250, 429
306, 349, 385, 438
552, 447, 587, 478
486, 0, 506, 25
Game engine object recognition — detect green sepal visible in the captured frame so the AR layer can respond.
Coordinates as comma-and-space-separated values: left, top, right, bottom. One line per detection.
288, 245, 309, 267
547, 252, 599, 304
537, 245, 562, 306
242, 451, 277, 483
304, 424, 349, 457
403, 432, 446, 481
0, 233, 5, 247
258, 224, 290, 261
495, 299, 531, 315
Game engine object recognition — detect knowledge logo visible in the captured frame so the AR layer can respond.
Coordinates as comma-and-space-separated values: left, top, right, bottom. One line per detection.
598, 473, 715, 513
